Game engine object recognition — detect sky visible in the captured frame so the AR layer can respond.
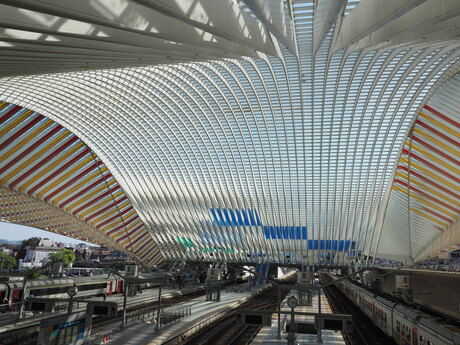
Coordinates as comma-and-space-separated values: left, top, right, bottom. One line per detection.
0, 221, 96, 246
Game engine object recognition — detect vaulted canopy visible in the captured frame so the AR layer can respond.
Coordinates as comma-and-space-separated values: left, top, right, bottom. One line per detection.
1, 0, 459, 266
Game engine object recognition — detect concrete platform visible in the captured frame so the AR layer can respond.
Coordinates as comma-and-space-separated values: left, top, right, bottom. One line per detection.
250, 288, 346, 345
103, 284, 270, 345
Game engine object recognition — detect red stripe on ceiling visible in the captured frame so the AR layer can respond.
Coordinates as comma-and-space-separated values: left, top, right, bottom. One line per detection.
0, 105, 22, 124
46, 173, 112, 204
137, 240, 153, 257
394, 178, 460, 213
435, 226, 445, 232
143, 252, 160, 265
117, 224, 144, 244
397, 165, 460, 199
420, 206, 453, 224
27, 148, 91, 195
84, 195, 128, 222
416, 119, 459, 147
8, 136, 79, 189
0, 114, 44, 151
140, 245, 159, 260
105, 216, 137, 236
72, 185, 121, 215
423, 104, 460, 129
403, 148, 460, 184
0, 125, 63, 175
96, 206, 134, 229
125, 231, 148, 248
412, 135, 460, 166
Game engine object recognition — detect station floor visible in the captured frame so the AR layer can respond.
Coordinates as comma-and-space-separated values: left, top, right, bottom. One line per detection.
250, 288, 345, 345
104, 284, 269, 345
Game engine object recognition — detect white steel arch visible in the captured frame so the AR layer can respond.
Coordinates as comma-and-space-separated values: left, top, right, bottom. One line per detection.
1, 0, 460, 265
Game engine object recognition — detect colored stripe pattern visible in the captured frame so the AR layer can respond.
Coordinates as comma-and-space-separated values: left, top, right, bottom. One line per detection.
388, 102, 460, 257
0, 102, 162, 266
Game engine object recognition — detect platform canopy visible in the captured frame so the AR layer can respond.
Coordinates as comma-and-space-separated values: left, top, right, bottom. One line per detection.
0, 0, 459, 266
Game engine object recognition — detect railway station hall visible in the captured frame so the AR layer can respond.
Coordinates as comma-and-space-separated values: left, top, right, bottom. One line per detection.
1, 1, 460, 344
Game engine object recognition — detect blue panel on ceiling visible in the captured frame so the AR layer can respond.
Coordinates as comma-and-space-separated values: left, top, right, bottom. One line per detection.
241, 209, 250, 226
229, 209, 238, 226
263, 226, 270, 239
222, 208, 232, 226
235, 209, 244, 226
216, 208, 225, 225
283, 226, 289, 239
210, 208, 220, 225
247, 209, 256, 226
276, 226, 281, 239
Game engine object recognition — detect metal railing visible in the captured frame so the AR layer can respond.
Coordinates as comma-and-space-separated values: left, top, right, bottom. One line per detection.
89, 301, 196, 344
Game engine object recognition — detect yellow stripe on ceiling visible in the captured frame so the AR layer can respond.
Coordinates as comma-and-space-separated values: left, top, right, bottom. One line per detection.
99, 210, 138, 233
119, 230, 144, 247
109, 218, 142, 240
413, 128, 459, 156
2, 119, 54, 160
395, 171, 460, 207
138, 245, 156, 260
90, 200, 130, 225
144, 248, 160, 262
399, 158, 460, 192
77, 190, 124, 217
405, 141, 460, 175
53, 168, 108, 205
138, 242, 160, 260
0, 131, 70, 185
134, 237, 151, 255
0, 101, 8, 110
0, 110, 34, 137
419, 112, 460, 139
36, 155, 93, 198
65, 178, 116, 211
410, 208, 448, 228
392, 185, 457, 219
118, 222, 144, 247
19, 142, 85, 192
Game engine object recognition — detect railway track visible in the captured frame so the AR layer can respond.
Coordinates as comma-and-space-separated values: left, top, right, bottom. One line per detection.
321, 275, 396, 345
183, 280, 294, 345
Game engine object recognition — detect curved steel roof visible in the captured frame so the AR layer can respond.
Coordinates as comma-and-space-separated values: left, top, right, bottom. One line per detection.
1, 0, 460, 265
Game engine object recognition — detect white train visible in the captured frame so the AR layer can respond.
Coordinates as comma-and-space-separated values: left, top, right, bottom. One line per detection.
337, 278, 460, 345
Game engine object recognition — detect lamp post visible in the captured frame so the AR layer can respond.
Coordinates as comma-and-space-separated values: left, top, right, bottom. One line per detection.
286, 295, 298, 345
67, 285, 78, 314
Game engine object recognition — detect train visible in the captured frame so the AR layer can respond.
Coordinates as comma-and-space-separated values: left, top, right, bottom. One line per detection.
0, 276, 124, 308
334, 276, 460, 345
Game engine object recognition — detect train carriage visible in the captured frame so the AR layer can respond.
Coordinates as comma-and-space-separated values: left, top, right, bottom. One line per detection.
336, 276, 460, 345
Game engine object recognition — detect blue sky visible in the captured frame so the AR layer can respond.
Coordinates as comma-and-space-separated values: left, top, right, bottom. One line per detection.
0, 221, 96, 245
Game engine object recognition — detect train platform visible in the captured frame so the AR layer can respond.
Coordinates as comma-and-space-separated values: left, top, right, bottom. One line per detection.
85, 282, 206, 310
250, 288, 346, 345
0, 282, 206, 334
104, 283, 270, 345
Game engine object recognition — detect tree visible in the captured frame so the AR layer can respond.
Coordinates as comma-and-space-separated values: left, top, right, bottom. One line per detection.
47, 248, 76, 268
16, 237, 41, 261
25, 266, 41, 279
0, 253, 17, 270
